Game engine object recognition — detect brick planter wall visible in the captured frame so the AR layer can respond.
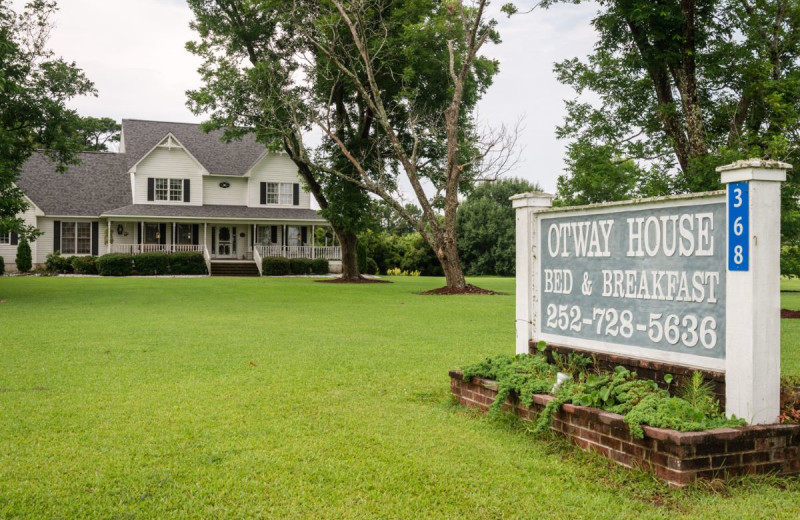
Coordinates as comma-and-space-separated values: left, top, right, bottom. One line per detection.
450, 370, 800, 487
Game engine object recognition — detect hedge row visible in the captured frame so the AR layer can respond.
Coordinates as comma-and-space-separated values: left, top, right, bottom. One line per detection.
262, 257, 329, 276
94, 252, 207, 276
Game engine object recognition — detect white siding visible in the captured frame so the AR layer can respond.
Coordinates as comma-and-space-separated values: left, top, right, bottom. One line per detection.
0, 204, 37, 271
133, 147, 204, 206
203, 177, 248, 206
247, 154, 311, 208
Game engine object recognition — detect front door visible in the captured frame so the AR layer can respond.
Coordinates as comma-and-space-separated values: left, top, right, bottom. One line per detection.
216, 226, 236, 258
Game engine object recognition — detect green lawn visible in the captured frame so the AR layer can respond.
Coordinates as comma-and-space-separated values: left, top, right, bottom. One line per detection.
0, 276, 798, 519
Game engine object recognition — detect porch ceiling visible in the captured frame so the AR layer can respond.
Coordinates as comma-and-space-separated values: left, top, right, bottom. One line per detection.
102, 204, 326, 223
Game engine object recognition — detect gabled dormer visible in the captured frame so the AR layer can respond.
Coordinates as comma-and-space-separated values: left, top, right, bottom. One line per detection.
128, 133, 205, 206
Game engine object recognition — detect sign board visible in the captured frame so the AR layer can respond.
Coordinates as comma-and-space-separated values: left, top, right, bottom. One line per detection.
537, 196, 726, 371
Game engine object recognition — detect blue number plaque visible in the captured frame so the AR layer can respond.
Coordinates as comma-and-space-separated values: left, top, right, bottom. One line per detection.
728, 182, 749, 271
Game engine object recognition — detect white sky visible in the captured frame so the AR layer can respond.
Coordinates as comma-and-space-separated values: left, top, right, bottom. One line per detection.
11, 0, 599, 193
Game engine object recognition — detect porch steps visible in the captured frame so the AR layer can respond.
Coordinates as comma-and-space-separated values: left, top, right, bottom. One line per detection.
210, 261, 260, 277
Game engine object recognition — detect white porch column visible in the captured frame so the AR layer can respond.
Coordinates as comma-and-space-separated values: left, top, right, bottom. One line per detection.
718, 159, 790, 424
204, 223, 208, 251
511, 192, 554, 355
107, 220, 112, 254
311, 225, 316, 259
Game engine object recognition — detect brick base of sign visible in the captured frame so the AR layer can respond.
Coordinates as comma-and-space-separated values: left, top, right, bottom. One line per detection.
533, 341, 727, 407
449, 370, 800, 487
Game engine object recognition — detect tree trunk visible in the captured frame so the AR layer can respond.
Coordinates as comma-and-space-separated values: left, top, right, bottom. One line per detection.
434, 230, 467, 290
337, 228, 360, 281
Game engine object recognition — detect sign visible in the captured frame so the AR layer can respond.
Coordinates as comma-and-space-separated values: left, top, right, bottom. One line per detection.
538, 198, 726, 367
728, 182, 749, 271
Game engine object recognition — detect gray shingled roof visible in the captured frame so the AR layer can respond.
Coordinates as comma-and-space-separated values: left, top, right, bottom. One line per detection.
16, 152, 130, 216
102, 204, 325, 222
122, 119, 267, 176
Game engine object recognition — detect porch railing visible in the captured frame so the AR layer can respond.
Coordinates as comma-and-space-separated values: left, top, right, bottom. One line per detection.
109, 244, 204, 255
203, 247, 212, 275
255, 245, 341, 261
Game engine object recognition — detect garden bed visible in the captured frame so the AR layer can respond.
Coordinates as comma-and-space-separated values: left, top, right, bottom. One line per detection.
450, 370, 800, 487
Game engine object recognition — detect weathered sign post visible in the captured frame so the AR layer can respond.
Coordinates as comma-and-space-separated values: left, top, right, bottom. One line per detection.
513, 159, 791, 424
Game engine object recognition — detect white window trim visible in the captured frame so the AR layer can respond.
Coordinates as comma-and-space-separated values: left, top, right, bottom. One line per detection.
60, 221, 92, 255
154, 177, 183, 202
264, 182, 293, 205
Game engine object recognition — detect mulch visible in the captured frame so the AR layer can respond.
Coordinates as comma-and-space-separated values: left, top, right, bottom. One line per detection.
420, 284, 505, 295
316, 277, 391, 284
781, 309, 800, 319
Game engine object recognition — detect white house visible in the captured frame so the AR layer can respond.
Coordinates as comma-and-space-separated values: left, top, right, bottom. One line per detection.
0, 120, 340, 274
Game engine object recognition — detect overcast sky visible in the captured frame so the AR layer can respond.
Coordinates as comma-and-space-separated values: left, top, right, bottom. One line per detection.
12, 0, 599, 194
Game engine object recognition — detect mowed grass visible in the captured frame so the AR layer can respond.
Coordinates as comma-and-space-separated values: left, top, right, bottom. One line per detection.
0, 276, 798, 519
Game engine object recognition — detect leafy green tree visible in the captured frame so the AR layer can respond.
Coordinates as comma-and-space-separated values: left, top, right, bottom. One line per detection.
457, 178, 540, 276
535, 0, 800, 228
0, 0, 95, 240
15, 237, 32, 273
73, 116, 121, 151
187, 0, 513, 290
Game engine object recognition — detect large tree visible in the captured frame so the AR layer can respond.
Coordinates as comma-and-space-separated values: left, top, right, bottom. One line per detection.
187, 0, 515, 290
540, 0, 800, 224
0, 0, 95, 239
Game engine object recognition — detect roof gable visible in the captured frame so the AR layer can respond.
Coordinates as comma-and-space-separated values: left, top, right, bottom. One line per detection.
128, 133, 207, 174
121, 119, 267, 176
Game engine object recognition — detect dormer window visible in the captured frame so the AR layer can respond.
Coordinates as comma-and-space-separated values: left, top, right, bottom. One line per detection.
260, 182, 299, 205
147, 178, 191, 203
155, 178, 183, 201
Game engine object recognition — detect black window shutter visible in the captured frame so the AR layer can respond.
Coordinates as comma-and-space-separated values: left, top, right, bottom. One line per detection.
147, 178, 155, 201
212, 227, 216, 251
184, 179, 190, 202
250, 229, 254, 247
301, 227, 308, 244
192, 224, 199, 246
159, 223, 167, 245
10, 231, 18, 245
270, 226, 277, 243
293, 183, 300, 205
91, 222, 99, 256
137, 222, 142, 244
53, 221, 61, 251
260, 182, 267, 204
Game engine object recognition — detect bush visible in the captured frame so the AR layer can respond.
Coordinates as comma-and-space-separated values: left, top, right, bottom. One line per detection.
168, 252, 206, 275
288, 257, 314, 275
72, 256, 98, 275
365, 257, 379, 275
262, 256, 290, 276
356, 241, 368, 273
133, 252, 169, 275
0, 256, 4, 275
45, 251, 73, 273
15, 238, 32, 273
97, 253, 134, 276
311, 258, 329, 274
358, 230, 442, 276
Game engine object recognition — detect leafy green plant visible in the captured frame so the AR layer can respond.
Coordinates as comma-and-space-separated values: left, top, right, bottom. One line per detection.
677, 371, 719, 417
262, 256, 290, 276
0, 256, 4, 275
133, 252, 169, 275
96, 253, 134, 276
168, 252, 206, 275
288, 258, 314, 275
462, 354, 558, 415
71, 255, 98, 275
15, 238, 32, 273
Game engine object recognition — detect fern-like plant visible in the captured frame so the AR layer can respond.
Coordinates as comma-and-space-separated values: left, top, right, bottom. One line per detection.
677, 371, 719, 417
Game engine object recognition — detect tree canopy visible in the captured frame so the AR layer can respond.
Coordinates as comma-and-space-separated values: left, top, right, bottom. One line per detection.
457, 177, 541, 276
0, 0, 96, 239
544, 0, 800, 222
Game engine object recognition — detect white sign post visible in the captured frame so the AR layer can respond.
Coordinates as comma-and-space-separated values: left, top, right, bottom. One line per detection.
719, 159, 790, 424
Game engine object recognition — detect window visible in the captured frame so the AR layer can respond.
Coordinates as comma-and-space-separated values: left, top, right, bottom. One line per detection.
176, 224, 194, 245
144, 223, 161, 244
0, 233, 9, 245
266, 183, 293, 205
154, 178, 183, 201
61, 222, 91, 254
256, 225, 271, 245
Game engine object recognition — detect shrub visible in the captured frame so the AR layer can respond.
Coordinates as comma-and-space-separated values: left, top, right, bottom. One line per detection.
168, 252, 206, 275
133, 252, 169, 275
311, 258, 329, 274
45, 251, 70, 273
97, 253, 134, 276
262, 256, 290, 276
356, 241, 368, 273
289, 257, 314, 275
72, 256, 98, 275
365, 257, 379, 275
358, 230, 441, 276
15, 238, 32, 273
0, 256, 4, 275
